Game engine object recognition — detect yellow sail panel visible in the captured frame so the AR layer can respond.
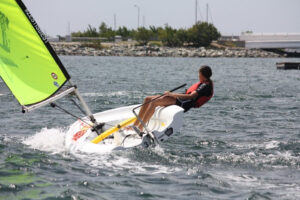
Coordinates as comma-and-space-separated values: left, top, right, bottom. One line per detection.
0, 0, 70, 106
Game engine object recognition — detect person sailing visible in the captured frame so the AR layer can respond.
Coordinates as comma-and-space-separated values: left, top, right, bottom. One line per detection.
132, 65, 214, 132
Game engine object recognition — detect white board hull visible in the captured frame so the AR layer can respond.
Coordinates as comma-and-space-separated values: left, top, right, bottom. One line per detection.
65, 105, 184, 152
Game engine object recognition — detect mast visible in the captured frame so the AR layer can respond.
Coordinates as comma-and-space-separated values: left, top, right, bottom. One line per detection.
69, 80, 96, 123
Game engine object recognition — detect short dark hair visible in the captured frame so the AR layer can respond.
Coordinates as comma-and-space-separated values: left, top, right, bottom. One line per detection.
199, 65, 212, 80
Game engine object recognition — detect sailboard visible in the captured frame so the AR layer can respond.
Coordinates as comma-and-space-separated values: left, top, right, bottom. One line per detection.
0, 0, 184, 150
65, 105, 184, 151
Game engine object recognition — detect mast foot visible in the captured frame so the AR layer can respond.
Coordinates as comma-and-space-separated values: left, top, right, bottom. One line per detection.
92, 123, 105, 135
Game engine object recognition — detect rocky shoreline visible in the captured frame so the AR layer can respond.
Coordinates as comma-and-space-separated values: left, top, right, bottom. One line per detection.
50, 42, 282, 58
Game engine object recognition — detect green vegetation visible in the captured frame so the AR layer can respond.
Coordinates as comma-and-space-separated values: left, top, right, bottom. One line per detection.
148, 41, 163, 47
116, 26, 132, 40
71, 22, 221, 47
82, 39, 102, 49
187, 22, 220, 47
134, 27, 153, 45
72, 24, 98, 37
159, 25, 182, 47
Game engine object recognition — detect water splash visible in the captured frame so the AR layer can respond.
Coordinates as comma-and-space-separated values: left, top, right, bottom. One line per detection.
23, 128, 67, 154
22, 127, 179, 175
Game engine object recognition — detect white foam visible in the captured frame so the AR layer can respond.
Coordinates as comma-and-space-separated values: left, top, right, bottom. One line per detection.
231, 140, 281, 150
23, 127, 179, 175
265, 140, 280, 149
68, 141, 116, 155
214, 149, 300, 168
65, 141, 179, 174
23, 128, 67, 154
215, 172, 271, 189
86, 153, 180, 174
215, 171, 300, 199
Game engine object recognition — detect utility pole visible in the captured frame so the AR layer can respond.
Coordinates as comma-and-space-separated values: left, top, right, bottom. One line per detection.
206, 3, 209, 23
67, 21, 71, 35
66, 22, 72, 42
114, 14, 117, 30
134, 5, 140, 29
195, 0, 198, 24
143, 16, 146, 27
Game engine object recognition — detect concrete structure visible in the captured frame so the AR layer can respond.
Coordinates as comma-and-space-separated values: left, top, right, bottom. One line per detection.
219, 35, 240, 41
47, 37, 59, 42
114, 35, 122, 43
71, 37, 107, 42
218, 35, 245, 48
240, 33, 300, 49
65, 35, 72, 42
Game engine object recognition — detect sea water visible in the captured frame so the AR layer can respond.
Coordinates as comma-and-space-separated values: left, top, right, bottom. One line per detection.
0, 56, 300, 199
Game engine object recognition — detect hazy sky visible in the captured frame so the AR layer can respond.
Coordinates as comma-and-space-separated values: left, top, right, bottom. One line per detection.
22, 0, 300, 37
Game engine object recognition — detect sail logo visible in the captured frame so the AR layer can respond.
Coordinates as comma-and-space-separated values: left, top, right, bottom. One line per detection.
0, 11, 10, 52
51, 72, 58, 80
53, 81, 60, 88
24, 9, 48, 43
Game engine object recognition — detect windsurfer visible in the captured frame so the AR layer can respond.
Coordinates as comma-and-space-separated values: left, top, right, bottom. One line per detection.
132, 65, 214, 132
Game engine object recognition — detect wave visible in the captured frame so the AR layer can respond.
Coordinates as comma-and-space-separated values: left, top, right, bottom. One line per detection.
232, 140, 281, 150
82, 90, 158, 98
82, 91, 131, 97
212, 150, 300, 168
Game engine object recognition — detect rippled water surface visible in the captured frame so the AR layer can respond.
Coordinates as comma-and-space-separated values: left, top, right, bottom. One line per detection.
0, 56, 300, 199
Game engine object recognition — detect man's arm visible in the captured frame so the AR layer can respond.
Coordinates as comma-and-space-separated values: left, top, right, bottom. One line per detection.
165, 91, 198, 100
166, 83, 211, 100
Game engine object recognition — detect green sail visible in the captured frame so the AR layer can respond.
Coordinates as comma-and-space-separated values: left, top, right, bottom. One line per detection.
0, 0, 70, 106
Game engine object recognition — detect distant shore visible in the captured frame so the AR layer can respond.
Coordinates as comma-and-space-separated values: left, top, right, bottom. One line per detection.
50, 42, 282, 58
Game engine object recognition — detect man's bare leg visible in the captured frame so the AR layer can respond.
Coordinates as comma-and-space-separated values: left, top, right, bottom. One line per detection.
137, 96, 176, 130
133, 95, 159, 127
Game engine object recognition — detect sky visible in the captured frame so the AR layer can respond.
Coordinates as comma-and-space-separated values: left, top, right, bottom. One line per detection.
22, 0, 300, 37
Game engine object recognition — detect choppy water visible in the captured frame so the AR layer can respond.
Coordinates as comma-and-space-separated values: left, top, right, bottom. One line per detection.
1, 56, 300, 200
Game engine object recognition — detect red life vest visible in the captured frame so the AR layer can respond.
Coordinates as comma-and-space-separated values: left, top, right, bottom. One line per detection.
186, 81, 213, 108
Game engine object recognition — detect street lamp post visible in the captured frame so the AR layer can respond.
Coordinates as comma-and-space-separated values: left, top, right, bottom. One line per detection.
134, 5, 140, 29
195, 0, 198, 24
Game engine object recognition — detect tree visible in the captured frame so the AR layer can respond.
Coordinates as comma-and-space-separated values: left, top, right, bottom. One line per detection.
71, 31, 84, 37
71, 21, 221, 48
176, 28, 188, 46
99, 22, 115, 40
85, 24, 98, 37
187, 22, 220, 47
116, 26, 131, 40
159, 25, 182, 47
242, 30, 253, 34
149, 26, 162, 41
134, 27, 153, 45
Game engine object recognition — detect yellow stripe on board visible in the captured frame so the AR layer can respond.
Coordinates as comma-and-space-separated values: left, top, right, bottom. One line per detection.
91, 117, 137, 144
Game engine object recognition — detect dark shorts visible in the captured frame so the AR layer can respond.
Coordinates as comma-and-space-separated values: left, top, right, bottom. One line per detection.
175, 98, 194, 112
